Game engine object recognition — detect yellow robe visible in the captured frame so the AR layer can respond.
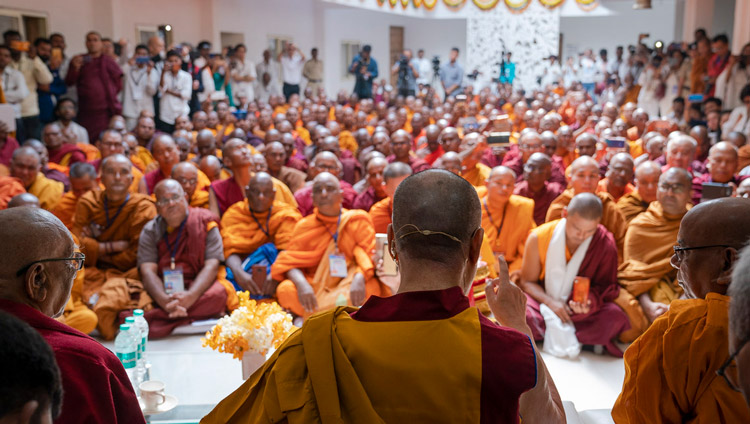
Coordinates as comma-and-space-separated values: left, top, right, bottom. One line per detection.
52, 191, 80, 230
462, 163, 491, 187
56, 234, 98, 334
617, 191, 649, 224
480, 195, 536, 275
612, 293, 750, 423
221, 200, 302, 258
338, 130, 358, 154
190, 189, 210, 209
28, 172, 64, 211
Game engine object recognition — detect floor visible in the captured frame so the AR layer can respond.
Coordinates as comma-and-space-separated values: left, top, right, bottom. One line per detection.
100, 327, 624, 422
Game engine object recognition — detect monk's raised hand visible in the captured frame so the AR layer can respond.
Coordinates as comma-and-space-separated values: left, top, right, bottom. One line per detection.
350, 273, 366, 307
297, 281, 318, 313
568, 299, 591, 315
486, 256, 528, 331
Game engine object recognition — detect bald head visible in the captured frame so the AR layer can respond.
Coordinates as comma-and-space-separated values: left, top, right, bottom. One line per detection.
246, 172, 276, 213
567, 192, 603, 221
488, 165, 517, 180
199, 155, 223, 181
707, 141, 739, 183
171, 161, 199, 197
383, 162, 413, 182
569, 156, 601, 194
440, 151, 462, 175
312, 171, 342, 216
7, 193, 40, 208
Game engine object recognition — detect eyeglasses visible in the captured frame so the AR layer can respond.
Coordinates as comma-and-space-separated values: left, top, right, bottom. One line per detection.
672, 244, 731, 263
156, 194, 184, 206
174, 177, 197, 186
659, 182, 688, 194
717, 338, 748, 392
15, 252, 85, 276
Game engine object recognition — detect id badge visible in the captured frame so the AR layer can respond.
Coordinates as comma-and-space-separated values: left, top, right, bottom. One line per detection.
329, 254, 348, 278
164, 267, 185, 294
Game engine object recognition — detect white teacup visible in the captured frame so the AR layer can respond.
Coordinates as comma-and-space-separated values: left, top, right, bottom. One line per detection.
140, 380, 166, 410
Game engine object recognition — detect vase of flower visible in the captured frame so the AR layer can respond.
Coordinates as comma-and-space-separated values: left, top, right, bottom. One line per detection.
241, 351, 266, 380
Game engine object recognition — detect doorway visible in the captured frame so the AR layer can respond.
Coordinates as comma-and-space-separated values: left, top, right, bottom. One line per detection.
389, 26, 404, 87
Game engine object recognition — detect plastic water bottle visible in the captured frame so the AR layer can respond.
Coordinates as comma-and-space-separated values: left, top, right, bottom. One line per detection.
114, 324, 138, 390
132, 309, 150, 381
124, 317, 143, 389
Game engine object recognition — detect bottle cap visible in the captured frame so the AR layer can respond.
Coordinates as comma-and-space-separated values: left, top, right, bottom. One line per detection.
120, 324, 131, 331
125, 317, 135, 323
133, 309, 144, 316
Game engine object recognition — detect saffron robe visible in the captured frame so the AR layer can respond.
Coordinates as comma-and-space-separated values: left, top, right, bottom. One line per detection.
368, 197, 392, 234
221, 200, 302, 258
0, 175, 25, 209
52, 191, 80, 229
293, 181, 356, 217
616, 191, 650, 224
480, 195, 536, 274
48, 143, 86, 167
27, 172, 64, 211
211, 175, 297, 216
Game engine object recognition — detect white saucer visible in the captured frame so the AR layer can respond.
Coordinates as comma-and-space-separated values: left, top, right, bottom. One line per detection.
139, 394, 178, 415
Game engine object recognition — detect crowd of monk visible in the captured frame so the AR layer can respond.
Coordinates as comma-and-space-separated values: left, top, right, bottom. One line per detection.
3, 36, 750, 423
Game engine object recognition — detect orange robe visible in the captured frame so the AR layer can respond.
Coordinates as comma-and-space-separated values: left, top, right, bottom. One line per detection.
616, 191, 649, 224
272, 209, 387, 317
52, 191, 81, 230
480, 195, 536, 275
28, 172, 64, 211
134, 146, 155, 169
339, 130, 358, 154
596, 178, 635, 203
0, 176, 25, 210
462, 163, 491, 187
612, 293, 750, 423
77, 142, 101, 161
368, 197, 392, 234
189, 189, 210, 209
296, 126, 311, 145
221, 200, 302, 258
72, 190, 156, 302
546, 189, 627, 262
56, 233, 98, 334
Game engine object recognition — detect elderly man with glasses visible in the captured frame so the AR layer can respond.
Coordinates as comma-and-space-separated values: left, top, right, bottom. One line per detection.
613, 197, 750, 423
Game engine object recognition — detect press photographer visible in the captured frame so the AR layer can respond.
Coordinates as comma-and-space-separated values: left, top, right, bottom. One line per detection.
391, 49, 419, 97
349, 45, 379, 99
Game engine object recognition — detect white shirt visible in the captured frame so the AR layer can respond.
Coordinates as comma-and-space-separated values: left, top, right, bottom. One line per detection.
579, 57, 596, 84
256, 60, 281, 94
280, 52, 304, 85
415, 57, 432, 85
1, 66, 29, 118
53, 119, 89, 144
158, 69, 192, 125
232, 59, 257, 102
121, 64, 158, 119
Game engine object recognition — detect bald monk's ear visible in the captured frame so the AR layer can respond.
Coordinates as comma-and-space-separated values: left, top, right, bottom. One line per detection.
561, 207, 568, 219
468, 227, 484, 266
717, 247, 739, 287
386, 224, 397, 262
24, 264, 50, 304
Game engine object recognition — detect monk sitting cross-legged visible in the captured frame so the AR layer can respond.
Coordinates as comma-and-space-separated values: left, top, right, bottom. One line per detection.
90, 129, 144, 194
691, 142, 745, 204
53, 162, 99, 230
615, 167, 692, 343
140, 134, 210, 196
172, 161, 209, 209
521, 193, 630, 357
612, 198, 750, 423
221, 172, 302, 295
203, 169, 565, 424
273, 172, 388, 318
369, 162, 412, 234
293, 151, 357, 216
72, 154, 156, 338
617, 160, 661, 223
546, 155, 627, 261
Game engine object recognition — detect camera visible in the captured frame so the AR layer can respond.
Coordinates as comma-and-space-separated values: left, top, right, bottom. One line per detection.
432, 55, 441, 73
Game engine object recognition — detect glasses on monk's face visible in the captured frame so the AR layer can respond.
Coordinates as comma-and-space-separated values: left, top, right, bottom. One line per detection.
672, 244, 731, 264
658, 182, 688, 194
717, 338, 748, 392
156, 194, 184, 207
15, 252, 85, 277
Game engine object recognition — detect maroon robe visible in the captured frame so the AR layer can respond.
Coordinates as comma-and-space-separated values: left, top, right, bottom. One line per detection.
655, 154, 707, 176
48, 143, 86, 166
691, 173, 748, 205
0, 299, 145, 424
43, 166, 71, 192
386, 154, 431, 173
285, 156, 309, 173
341, 157, 363, 186
351, 287, 537, 423
294, 180, 357, 216
210, 177, 245, 216
0, 136, 20, 167
65, 55, 124, 143
524, 224, 629, 356
145, 208, 227, 338
481, 147, 506, 168
503, 154, 567, 186
144, 168, 168, 195
352, 186, 386, 212
513, 180, 565, 225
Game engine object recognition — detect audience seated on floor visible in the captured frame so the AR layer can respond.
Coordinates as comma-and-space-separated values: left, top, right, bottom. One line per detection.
369, 161, 412, 233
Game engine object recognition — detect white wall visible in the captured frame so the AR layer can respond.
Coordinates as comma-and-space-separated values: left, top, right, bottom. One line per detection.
560, 0, 678, 60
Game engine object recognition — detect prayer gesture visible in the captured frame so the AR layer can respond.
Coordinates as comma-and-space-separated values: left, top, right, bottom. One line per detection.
485, 255, 529, 332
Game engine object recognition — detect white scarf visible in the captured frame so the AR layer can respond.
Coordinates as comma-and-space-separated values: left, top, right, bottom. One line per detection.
544, 218, 593, 302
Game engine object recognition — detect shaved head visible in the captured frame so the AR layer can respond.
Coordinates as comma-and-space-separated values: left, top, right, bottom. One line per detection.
383, 162, 413, 182
246, 172, 276, 213
199, 155, 223, 181
7, 193, 40, 208
635, 160, 662, 203
569, 156, 601, 194
567, 192, 603, 221
171, 161, 200, 197
488, 165, 517, 180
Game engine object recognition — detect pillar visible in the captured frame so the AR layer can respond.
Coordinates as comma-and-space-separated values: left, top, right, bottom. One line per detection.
682, 0, 715, 41
733, 0, 750, 51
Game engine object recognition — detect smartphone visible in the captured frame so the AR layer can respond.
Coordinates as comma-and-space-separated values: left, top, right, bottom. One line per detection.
463, 122, 479, 133
688, 93, 704, 103
606, 137, 626, 149
702, 182, 732, 201
10, 40, 30, 52
375, 233, 398, 276
251, 264, 266, 288
232, 110, 248, 120
487, 132, 511, 146
572, 277, 590, 304
455, 94, 468, 102
135, 56, 150, 65
51, 47, 63, 61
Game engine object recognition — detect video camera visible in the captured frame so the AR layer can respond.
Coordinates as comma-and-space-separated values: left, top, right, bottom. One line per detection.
432, 55, 441, 73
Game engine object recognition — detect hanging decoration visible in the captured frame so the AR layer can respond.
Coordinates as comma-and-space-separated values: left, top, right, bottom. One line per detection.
473, 0, 500, 10
443, 0, 467, 8
413, 0, 423, 7
575, 0, 598, 11
388, 0, 399, 7
422, 0, 438, 8
504, 0, 531, 13
376, 0, 387, 5
539, 0, 564, 9
401, 0, 410, 7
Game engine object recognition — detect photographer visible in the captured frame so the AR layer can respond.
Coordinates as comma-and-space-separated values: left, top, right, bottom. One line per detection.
391, 49, 419, 97
349, 45, 379, 99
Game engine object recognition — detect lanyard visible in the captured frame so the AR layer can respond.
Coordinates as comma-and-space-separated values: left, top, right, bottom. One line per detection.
103, 194, 130, 230
484, 199, 508, 236
317, 213, 342, 250
250, 206, 272, 239
163, 218, 187, 270
129, 67, 147, 87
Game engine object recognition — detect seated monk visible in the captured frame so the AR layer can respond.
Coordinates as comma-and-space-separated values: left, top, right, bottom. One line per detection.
353, 156, 388, 212
53, 162, 99, 230
415, 124, 444, 165
273, 172, 388, 318
140, 134, 210, 195
91, 129, 144, 194
132, 116, 157, 169
294, 152, 357, 216
129, 179, 229, 338
370, 162, 412, 233
199, 155, 228, 182
658, 135, 706, 175
438, 151, 464, 176
222, 172, 302, 295
317, 135, 364, 186
481, 166, 536, 283
24, 139, 70, 191
0, 207, 145, 423
513, 152, 565, 225
193, 129, 222, 163
612, 198, 750, 423
280, 132, 309, 174
9, 193, 98, 335
504, 130, 567, 186
458, 132, 492, 187
547, 156, 627, 261
43, 123, 86, 167
728, 246, 750, 406
692, 142, 745, 204
522, 193, 630, 357
617, 160, 661, 223
387, 129, 430, 174
616, 168, 692, 343
73, 154, 156, 338
574, 133, 598, 158
209, 138, 297, 217
597, 153, 635, 202
0, 175, 25, 210
203, 168, 566, 424
265, 141, 306, 193
172, 161, 209, 209
10, 147, 63, 211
